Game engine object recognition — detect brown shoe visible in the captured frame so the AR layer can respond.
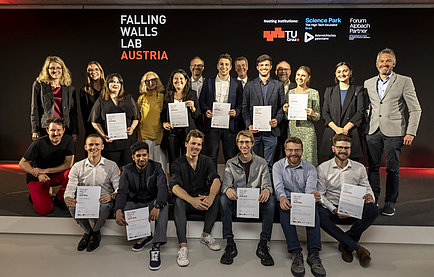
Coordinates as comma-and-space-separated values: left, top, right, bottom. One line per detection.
356, 247, 371, 267
338, 243, 353, 262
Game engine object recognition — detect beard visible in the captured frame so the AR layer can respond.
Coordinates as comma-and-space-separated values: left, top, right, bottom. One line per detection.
334, 152, 348, 161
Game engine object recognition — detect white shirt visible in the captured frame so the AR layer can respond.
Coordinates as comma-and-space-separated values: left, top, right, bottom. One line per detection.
237, 76, 248, 88
215, 75, 230, 103
65, 157, 120, 199
191, 76, 204, 98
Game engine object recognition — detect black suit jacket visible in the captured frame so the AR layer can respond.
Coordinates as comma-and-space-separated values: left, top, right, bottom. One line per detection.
199, 76, 243, 133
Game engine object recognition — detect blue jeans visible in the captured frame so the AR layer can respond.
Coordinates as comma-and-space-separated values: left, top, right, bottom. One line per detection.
366, 129, 403, 203
252, 132, 277, 173
279, 206, 321, 252
220, 193, 275, 241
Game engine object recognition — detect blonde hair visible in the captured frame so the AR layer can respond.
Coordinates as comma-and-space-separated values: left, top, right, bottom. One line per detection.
36, 56, 72, 86
139, 71, 165, 94
84, 61, 105, 95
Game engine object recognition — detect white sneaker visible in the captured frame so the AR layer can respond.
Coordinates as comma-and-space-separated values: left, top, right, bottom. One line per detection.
200, 235, 221, 251
177, 247, 189, 267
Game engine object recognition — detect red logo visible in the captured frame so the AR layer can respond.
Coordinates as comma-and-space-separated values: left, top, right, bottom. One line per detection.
263, 27, 285, 41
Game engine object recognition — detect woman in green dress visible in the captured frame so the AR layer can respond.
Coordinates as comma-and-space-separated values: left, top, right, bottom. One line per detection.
283, 66, 320, 166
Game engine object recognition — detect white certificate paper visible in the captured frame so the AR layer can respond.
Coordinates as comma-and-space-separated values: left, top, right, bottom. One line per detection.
106, 113, 128, 140
253, 106, 272, 131
211, 102, 231, 129
290, 193, 315, 227
125, 207, 151, 241
236, 188, 260, 219
338, 183, 366, 219
74, 186, 101, 219
288, 94, 308, 120
168, 102, 189, 128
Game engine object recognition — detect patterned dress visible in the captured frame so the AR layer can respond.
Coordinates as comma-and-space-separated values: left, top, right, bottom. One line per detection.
286, 88, 321, 166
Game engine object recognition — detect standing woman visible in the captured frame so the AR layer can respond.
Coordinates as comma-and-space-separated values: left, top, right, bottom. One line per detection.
31, 56, 78, 141
137, 71, 167, 173
90, 73, 140, 167
320, 62, 365, 159
283, 66, 321, 166
161, 69, 201, 164
80, 61, 105, 138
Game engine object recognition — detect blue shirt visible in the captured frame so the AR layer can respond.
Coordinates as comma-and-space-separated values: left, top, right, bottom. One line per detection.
340, 89, 347, 107
376, 71, 394, 99
260, 78, 270, 104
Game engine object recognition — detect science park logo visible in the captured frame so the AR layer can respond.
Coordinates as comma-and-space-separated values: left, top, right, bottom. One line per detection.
263, 27, 299, 42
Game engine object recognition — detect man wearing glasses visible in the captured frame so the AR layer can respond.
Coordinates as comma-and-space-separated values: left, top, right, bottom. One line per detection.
219, 130, 275, 266
190, 56, 206, 99
317, 134, 378, 267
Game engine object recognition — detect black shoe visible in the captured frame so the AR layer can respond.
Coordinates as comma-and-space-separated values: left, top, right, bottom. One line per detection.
256, 244, 274, 266
382, 202, 395, 216
220, 243, 238, 265
132, 235, 153, 252
53, 197, 68, 210
86, 231, 101, 252
149, 245, 161, 270
291, 252, 305, 277
77, 233, 91, 251
307, 253, 326, 277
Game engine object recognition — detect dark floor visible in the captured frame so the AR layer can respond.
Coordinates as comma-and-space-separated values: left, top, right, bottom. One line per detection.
1, 163, 434, 226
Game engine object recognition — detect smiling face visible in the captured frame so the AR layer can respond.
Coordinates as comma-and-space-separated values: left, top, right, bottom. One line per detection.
234, 59, 248, 79
276, 61, 291, 84
335, 65, 352, 84
46, 122, 65, 145
173, 72, 187, 92
48, 62, 63, 80
236, 135, 254, 155
295, 69, 310, 87
190, 58, 204, 78
332, 141, 351, 162
145, 73, 157, 92
217, 58, 232, 79
84, 136, 104, 159
376, 53, 396, 76
108, 76, 121, 95
132, 148, 149, 170
257, 60, 272, 78
87, 64, 101, 82
185, 136, 203, 158
285, 142, 303, 167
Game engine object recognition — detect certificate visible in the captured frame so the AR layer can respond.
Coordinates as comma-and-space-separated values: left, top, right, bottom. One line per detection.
290, 193, 315, 227
253, 106, 271, 131
125, 207, 151, 241
168, 102, 189, 128
288, 94, 308, 120
338, 183, 366, 219
211, 102, 231, 129
236, 188, 260, 219
74, 186, 101, 219
106, 113, 128, 140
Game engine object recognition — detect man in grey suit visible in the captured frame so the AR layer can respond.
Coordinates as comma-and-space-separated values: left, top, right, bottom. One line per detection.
242, 54, 285, 172
364, 48, 422, 216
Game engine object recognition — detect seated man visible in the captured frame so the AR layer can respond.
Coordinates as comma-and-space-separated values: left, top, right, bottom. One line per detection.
64, 134, 120, 252
220, 130, 275, 266
170, 129, 221, 267
273, 137, 326, 277
317, 134, 378, 267
19, 117, 75, 215
115, 141, 169, 271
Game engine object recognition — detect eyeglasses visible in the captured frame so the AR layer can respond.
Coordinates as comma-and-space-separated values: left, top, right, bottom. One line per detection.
237, 140, 252, 145
334, 146, 351, 151
145, 78, 157, 84
49, 67, 62, 71
285, 149, 302, 154
277, 68, 290, 72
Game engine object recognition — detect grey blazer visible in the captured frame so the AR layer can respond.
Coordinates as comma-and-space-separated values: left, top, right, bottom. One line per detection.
364, 73, 421, 137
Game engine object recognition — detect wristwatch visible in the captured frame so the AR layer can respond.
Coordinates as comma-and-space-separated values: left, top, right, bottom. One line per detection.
111, 193, 116, 200
154, 203, 165, 209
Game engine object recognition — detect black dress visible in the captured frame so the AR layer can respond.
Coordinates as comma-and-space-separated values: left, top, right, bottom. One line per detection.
79, 86, 100, 138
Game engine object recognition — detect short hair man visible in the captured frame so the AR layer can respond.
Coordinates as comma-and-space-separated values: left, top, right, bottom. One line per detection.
234, 56, 249, 88
115, 141, 169, 271
199, 53, 243, 169
190, 56, 205, 99
317, 134, 378, 267
64, 134, 120, 252
19, 117, 75, 215
273, 137, 326, 277
364, 48, 422, 216
220, 130, 275, 266
242, 54, 285, 172
170, 129, 221, 267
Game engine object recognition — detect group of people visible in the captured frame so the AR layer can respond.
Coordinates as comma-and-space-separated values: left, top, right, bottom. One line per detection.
19, 47, 421, 275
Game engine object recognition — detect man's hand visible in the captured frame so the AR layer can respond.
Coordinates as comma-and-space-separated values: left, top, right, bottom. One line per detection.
229, 109, 236, 117
333, 208, 350, 219
189, 195, 209, 210
363, 193, 374, 203
32, 132, 40, 140
149, 207, 160, 222
311, 191, 321, 202
248, 125, 259, 133
205, 110, 213, 118
269, 119, 278, 128
225, 188, 238, 200
31, 167, 42, 177
38, 174, 50, 182
115, 209, 128, 226
64, 196, 77, 207
280, 196, 291, 210
258, 188, 270, 203
99, 193, 112, 203
200, 194, 215, 209
403, 134, 414, 146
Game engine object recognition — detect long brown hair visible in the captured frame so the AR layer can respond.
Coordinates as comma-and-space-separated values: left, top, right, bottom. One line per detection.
100, 73, 128, 101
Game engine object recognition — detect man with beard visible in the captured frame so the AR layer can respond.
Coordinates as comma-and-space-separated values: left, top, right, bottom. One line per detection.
272, 137, 325, 277
317, 134, 378, 267
234, 56, 249, 88
364, 48, 421, 216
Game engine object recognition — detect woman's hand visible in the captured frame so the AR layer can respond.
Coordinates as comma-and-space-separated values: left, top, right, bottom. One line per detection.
163, 122, 173, 130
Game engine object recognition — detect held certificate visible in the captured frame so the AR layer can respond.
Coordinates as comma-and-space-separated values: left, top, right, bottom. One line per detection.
106, 113, 128, 140
288, 94, 308, 120
290, 193, 315, 227
236, 188, 260, 219
338, 183, 366, 219
168, 102, 189, 127
75, 186, 101, 219
211, 102, 231, 129
253, 106, 272, 131
125, 207, 151, 241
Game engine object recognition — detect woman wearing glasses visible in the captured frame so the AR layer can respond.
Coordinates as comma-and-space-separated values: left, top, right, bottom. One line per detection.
31, 56, 78, 141
137, 71, 167, 173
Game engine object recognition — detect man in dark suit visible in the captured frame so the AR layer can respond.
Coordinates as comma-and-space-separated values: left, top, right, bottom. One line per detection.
234, 56, 249, 88
242, 54, 285, 172
364, 48, 422, 216
199, 53, 243, 169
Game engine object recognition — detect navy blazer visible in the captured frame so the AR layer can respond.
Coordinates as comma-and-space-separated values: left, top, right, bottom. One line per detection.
115, 160, 168, 212
199, 76, 243, 133
242, 77, 285, 137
